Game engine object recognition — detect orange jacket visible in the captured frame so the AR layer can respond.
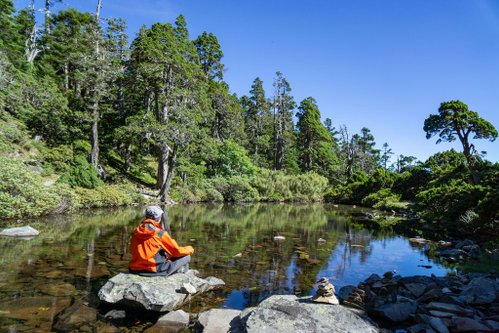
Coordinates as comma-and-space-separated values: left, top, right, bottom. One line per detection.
129, 219, 194, 273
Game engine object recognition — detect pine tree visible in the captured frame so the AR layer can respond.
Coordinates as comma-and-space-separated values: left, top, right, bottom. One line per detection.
271, 71, 295, 171
296, 97, 337, 177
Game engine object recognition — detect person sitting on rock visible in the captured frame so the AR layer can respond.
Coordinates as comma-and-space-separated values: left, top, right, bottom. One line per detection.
129, 205, 194, 276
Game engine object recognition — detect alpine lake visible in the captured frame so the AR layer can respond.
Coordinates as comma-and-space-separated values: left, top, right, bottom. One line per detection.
0, 203, 455, 332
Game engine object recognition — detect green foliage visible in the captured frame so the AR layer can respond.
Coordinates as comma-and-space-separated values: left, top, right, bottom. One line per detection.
0, 156, 60, 218
39, 144, 73, 173
296, 97, 338, 178
211, 176, 260, 202
58, 155, 103, 189
361, 188, 408, 211
250, 169, 328, 202
75, 185, 141, 208
206, 140, 258, 178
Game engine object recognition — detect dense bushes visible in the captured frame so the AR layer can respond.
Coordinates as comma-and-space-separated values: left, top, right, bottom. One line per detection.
58, 155, 104, 188
0, 157, 61, 218
171, 170, 329, 203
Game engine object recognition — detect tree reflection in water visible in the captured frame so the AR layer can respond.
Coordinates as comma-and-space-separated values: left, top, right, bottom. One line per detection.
0, 204, 452, 330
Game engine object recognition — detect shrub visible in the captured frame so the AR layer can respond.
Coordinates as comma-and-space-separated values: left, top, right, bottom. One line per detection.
40, 145, 73, 173
58, 155, 103, 189
0, 157, 61, 218
211, 176, 259, 202
206, 140, 258, 177
75, 185, 141, 208
361, 188, 408, 211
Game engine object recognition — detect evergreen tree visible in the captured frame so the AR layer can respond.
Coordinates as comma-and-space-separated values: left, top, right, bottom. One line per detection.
194, 31, 224, 80
271, 71, 295, 171
127, 17, 207, 201
243, 77, 272, 167
296, 97, 337, 177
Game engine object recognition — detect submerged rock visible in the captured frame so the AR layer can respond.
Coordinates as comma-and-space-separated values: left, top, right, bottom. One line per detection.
0, 226, 39, 237
52, 299, 97, 332
244, 295, 378, 333
98, 272, 225, 312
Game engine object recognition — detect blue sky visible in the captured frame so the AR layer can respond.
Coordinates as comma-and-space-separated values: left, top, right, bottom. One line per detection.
17, 0, 499, 162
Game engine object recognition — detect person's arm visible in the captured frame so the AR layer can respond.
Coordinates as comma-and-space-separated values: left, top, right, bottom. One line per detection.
156, 229, 194, 257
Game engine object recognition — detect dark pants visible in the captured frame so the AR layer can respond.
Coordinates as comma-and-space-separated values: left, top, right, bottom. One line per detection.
130, 255, 191, 277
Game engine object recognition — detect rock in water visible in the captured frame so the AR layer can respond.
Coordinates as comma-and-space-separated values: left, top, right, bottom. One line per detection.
244, 295, 378, 333
98, 272, 225, 312
0, 226, 39, 237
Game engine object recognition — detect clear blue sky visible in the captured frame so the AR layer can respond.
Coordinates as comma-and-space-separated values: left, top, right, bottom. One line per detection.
18, 0, 499, 162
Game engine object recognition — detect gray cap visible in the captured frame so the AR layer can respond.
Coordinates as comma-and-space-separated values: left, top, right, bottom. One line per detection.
145, 205, 164, 220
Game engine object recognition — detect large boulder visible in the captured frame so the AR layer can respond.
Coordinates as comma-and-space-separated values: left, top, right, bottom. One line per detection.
243, 295, 378, 333
98, 272, 224, 312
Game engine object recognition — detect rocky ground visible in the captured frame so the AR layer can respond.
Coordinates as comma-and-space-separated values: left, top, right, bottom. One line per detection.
338, 271, 498, 332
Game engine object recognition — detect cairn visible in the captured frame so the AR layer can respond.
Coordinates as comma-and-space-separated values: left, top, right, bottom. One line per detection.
312, 277, 339, 305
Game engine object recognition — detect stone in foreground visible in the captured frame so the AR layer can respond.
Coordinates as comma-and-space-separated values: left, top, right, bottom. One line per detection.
145, 309, 190, 333
98, 272, 224, 312
198, 308, 242, 333
0, 226, 39, 237
244, 295, 378, 333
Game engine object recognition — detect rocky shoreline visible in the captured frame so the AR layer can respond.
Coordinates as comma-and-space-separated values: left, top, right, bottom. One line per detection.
338, 271, 498, 332
90, 267, 499, 332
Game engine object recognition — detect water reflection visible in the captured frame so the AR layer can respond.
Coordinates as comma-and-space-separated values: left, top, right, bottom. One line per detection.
0, 204, 453, 331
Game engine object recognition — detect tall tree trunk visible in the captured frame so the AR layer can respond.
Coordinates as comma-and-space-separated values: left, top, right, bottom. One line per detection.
95, 0, 102, 21
63, 62, 69, 90
156, 140, 169, 189
44, 0, 51, 33
462, 143, 480, 185
159, 144, 177, 202
123, 142, 131, 172
90, 100, 99, 167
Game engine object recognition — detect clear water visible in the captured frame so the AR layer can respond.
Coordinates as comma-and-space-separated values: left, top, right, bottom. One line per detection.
0, 203, 452, 331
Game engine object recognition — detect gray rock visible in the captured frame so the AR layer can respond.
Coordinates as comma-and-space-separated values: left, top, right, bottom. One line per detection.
404, 283, 427, 298
52, 300, 97, 332
145, 310, 190, 333
372, 299, 417, 322
484, 320, 499, 331
98, 272, 225, 312
0, 226, 39, 237
244, 295, 378, 333
451, 316, 491, 332
429, 317, 449, 333
198, 308, 242, 333
180, 283, 196, 294
418, 288, 443, 303
426, 302, 473, 316
428, 311, 454, 318
104, 309, 126, 320
338, 285, 357, 301
365, 274, 382, 285
459, 277, 497, 305
454, 240, 475, 249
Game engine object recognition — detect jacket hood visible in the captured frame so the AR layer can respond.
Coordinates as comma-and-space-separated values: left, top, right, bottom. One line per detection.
133, 219, 163, 240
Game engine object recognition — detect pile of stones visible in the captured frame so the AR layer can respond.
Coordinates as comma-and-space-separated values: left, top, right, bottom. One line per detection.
338, 271, 499, 332
312, 277, 339, 304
